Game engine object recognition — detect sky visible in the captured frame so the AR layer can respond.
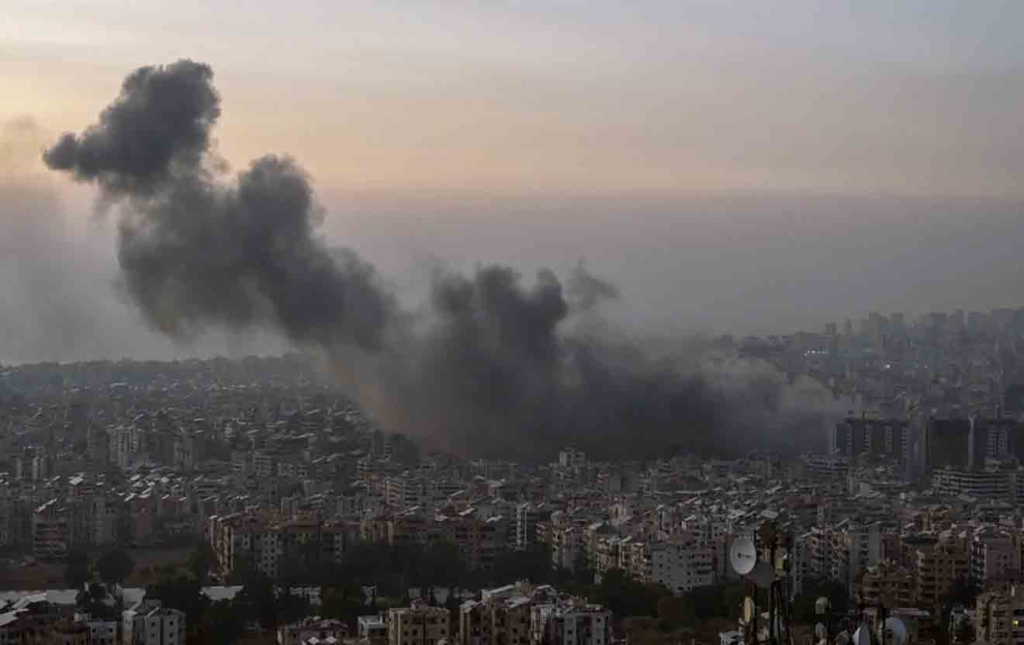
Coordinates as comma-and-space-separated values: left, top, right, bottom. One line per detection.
1, 1, 1023, 362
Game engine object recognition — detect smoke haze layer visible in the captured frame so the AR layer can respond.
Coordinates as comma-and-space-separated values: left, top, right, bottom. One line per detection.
44, 59, 848, 459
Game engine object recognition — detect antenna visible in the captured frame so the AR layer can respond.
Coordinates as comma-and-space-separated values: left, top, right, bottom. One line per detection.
730, 536, 757, 576
743, 597, 756, 623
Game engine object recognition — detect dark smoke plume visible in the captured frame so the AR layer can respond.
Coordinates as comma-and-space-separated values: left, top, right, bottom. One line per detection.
44, 60, 393, 350
46, 60, 847, 459
567, 259, 620, 312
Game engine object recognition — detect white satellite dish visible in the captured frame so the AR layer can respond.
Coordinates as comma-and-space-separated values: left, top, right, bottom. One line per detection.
730, 537, 757, 575
852, 626, 871, 645
878, 617, 908, 645
750, 561, 773, 589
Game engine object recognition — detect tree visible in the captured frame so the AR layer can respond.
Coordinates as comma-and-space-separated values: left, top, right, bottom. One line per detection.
657, 595, 689, 632
77, 582, 117, 621
65, 549, 92, 589
98, 548, 135, 586
941, 576, 981, 619
321, 579, 366, 626
235, 575, 280, 631
146, 575, 209, 644
592, 568, 668, 619
187, 543, 218, 585
196, 599, 245, 645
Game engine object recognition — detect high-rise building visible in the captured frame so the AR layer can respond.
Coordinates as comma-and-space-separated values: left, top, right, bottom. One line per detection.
831, 418, 910, 462
32, 499, 69, 562
926, 419, 972, 471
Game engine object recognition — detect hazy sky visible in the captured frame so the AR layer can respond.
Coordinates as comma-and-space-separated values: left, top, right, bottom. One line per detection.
2, 1, 1023, 362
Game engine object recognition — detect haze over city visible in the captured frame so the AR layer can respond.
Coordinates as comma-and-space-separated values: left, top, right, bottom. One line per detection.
3, 1, 1024, 363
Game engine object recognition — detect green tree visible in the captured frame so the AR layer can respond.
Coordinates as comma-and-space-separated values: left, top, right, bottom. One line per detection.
195, 599, 245, 645
65, 549, 92, 589
77, 582, 117, 620
98, 548, 135, 586
187, 543, 218, 585
657, 595, 689, 632
235, 575, 280, 631
146, 575, 209, 627
592, 568, 669, 619
321, 579, 366, 626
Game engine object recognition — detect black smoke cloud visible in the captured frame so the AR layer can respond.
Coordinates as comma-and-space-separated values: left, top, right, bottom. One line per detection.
45, 60, 392, 350
46, 60, 845, 459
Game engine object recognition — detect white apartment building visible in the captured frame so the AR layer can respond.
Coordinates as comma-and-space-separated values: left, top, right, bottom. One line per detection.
647, 538, 715, 594
123, 600, 185, 645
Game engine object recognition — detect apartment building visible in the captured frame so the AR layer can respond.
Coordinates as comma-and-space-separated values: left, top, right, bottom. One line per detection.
976, 585, 1024, 645
458, 584, 540, 645
32, 499, 69, 561
972, 528, 1022, 584
122, 601, 185, 645
530, 603, 610, 645
387, 601, 450, 645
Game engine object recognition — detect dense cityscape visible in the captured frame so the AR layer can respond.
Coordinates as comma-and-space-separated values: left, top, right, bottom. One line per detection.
3, 306, 1024, 644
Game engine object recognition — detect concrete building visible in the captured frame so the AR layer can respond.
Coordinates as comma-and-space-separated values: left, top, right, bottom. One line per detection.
49, 619, 89, 645
972, 528, 1021, 584
530, 603, 610, 645
515, 504, 551, 551
932, 468, 1013, 501
856, 562, 914, 608
358, 615, 387, 645
32, 499, 69, 562
905, 534, 969, 614
459, 585, 533, 645
122, 600, 185, 645
645, 538, 715, 594
81, 615, 117, 645
976, 585, 1024, 645
387, 601, 450, 645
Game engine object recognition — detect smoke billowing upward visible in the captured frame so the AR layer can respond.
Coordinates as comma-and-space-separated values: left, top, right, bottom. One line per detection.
45, 59, 847, 459
44, 60, 393, 350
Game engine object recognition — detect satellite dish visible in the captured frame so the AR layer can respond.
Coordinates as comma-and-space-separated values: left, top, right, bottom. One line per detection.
878, 618, 908, 645
743, 597, 756, 623
815, 623, 828, 640
730, 537, 757, 575
852, 626, 871, 645
750, 561, 773, 589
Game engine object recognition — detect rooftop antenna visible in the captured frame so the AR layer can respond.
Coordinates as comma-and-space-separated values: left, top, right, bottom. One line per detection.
730, 524, 793, 645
